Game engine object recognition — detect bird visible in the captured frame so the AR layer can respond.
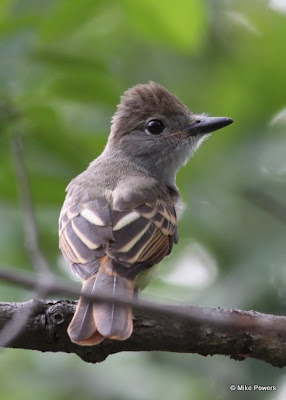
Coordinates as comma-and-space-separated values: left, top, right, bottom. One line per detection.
59, 82, 233, 345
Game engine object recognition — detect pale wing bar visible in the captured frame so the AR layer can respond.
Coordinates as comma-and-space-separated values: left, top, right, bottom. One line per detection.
108, 198, 178, 278
59, 194, 178, 281
59, 198, 113, 279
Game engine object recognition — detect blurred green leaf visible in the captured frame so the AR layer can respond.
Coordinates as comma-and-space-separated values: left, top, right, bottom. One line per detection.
50, 73, 120, 104
40, 0, 106, 41
122, 0, 206, 52
30, 48, 106, 73
0, 0, 12, 21
0, 15, 41, 34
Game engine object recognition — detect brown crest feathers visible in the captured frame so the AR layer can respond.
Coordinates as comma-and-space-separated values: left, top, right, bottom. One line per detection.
111, 81, 190, 138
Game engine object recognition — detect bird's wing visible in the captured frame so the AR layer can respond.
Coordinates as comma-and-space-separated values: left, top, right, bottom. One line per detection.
59, 176, 178, 280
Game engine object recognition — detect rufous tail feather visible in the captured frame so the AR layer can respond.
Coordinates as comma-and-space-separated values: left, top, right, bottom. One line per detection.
68, 259, 134, 346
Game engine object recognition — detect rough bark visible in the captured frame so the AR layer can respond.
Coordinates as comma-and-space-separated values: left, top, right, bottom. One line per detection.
0, 300, 285, 367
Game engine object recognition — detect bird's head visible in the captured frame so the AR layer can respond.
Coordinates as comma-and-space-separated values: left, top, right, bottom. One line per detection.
106, 82, 233, 185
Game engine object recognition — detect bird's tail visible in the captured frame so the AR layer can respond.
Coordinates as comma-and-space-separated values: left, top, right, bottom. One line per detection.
68, 257, 134, 346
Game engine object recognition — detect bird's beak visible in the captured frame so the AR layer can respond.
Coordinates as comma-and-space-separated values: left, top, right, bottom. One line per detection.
187, 116, 233, 136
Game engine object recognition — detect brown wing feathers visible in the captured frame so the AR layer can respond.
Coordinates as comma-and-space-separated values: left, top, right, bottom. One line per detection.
109, 200, 177, 269
59, 198, 114, 278
60, 196, 177, 277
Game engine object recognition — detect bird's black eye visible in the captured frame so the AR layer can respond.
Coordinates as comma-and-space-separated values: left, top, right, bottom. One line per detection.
146, 119, 165, 135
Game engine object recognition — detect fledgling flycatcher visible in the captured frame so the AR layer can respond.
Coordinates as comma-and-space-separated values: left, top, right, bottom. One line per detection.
59, 82, 233, 345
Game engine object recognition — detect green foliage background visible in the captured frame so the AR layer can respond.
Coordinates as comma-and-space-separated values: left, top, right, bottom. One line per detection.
0, 0, 286, 399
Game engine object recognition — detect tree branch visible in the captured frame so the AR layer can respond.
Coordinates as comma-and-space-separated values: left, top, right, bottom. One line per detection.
0, 300, 285, 367
1, 266, 285, 331
10, 135, 52, 277
0, 136, 54, 349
